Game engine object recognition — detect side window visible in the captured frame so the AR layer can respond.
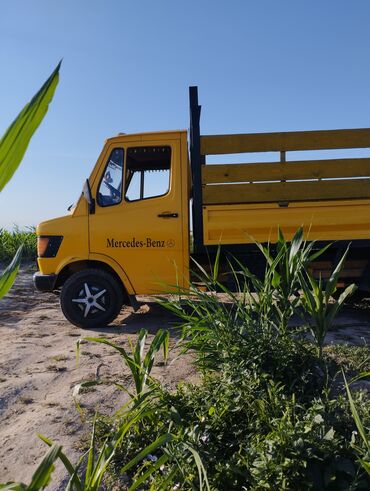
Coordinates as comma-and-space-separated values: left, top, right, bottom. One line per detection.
125, 146, 171, 201
97, 148, 124, 207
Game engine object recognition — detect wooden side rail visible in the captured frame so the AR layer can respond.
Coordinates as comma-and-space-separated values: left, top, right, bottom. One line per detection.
201, 129, 370, 205
200, 128, 370, 155
203, 179, 370, 205
202, 158, 370, 184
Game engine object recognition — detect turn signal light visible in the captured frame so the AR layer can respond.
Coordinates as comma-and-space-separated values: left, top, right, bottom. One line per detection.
37, 237, 49, 257
37, 236, 63, 258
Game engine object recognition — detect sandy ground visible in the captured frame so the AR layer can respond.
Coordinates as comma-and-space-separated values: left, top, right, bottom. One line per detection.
0, 265, 196, 489
0, 266, 369, 489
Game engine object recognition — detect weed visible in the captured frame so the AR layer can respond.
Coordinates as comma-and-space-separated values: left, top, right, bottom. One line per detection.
325, 344, 370, 372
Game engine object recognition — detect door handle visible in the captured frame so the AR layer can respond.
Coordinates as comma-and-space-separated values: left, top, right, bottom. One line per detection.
157, 212, 179, 218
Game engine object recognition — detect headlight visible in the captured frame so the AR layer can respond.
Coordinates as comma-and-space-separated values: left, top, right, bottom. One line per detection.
37, 236, 63, 258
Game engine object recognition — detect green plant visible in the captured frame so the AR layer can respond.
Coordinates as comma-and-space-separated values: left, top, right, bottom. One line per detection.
0, 226, 36, 262
104, 362, 369, 490
162, 242, 318, 395
0, 443, 63, 490
76, 329, 169, 399
344, 371, 370, 476
0, 63, 60, 299
255, 227, 330, 333
300, 247, 357, 358
5, 230, 370, 490
1, 408, 172, 491
0, 245, 23, 300
45, 411, 172, 491
324, 344, 370, 373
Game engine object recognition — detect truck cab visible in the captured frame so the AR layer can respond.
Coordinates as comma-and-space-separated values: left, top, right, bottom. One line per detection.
34, 130, 190, 328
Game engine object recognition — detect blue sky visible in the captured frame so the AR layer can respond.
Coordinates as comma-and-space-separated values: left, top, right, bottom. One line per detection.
1, 0, 370, 228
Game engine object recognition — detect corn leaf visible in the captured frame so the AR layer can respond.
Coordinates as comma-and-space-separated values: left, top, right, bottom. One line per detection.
127, 453, 169, 491
0, 484, 27, 490
347, 371, 370, 384
325, 246, 350, 298
162, 329, 169, 363
38, 434, 83, 491
288, 227, 303, 263
343, 372, 369, 450
0, 245, 23, 300
85, 415, 97, 486
183, 443, 210, 491
144, 329, 170, 372
82, 332, 169, 397
359, 459, 370, 476
326, 283, 357, 326
88, 440, 115, 490
27, 443, 62, 491
135, 330, 147, 372
212, 245, 221, 283
308, 242, 332, 262
120, 433, 173, 474
0, 61, 61, 192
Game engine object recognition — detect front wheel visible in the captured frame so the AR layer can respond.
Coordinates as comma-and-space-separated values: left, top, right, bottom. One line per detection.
60, 268, 123, 328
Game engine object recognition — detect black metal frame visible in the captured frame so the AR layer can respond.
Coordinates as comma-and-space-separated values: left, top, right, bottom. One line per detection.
191, 238, 370, 292
189, 86, 205, 253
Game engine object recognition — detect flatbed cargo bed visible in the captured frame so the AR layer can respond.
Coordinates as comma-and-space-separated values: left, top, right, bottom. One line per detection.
189, 87, 370, 289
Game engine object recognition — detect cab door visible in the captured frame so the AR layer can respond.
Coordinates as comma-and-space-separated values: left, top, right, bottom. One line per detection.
89, 137, 186, 294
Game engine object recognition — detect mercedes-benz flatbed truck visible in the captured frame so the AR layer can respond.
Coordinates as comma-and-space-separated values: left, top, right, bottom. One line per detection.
34, 87, 370, 328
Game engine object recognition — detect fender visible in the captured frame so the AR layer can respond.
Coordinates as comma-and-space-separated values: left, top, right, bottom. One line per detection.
88, 252, 135, 295
54, 256, 88, 276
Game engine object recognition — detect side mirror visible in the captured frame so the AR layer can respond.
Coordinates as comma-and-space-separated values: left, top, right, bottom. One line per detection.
82, 179, 95, 214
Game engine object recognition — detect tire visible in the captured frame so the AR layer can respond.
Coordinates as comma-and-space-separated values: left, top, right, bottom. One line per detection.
60, 268, 123, 329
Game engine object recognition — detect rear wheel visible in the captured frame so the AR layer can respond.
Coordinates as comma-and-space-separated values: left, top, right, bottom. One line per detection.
60, 268, 123, 328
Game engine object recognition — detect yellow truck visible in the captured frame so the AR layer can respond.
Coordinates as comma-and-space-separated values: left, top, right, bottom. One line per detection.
34, 87, 370, 328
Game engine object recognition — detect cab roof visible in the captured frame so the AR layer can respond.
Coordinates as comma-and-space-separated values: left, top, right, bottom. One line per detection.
106, 129, 187, 144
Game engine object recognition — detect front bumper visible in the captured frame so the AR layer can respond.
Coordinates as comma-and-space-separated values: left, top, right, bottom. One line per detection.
33, 272, 58, 292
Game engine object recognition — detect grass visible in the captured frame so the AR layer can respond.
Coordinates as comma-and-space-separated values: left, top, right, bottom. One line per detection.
0, 226, 37, 262
324, 343, 370, 372
92, 230, 369, 490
